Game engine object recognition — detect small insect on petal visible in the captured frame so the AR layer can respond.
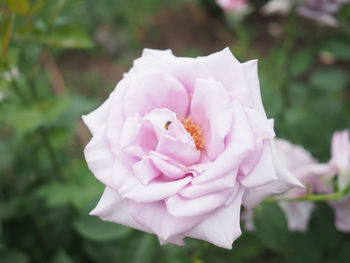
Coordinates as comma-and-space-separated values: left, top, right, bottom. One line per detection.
164, 121, 172, 130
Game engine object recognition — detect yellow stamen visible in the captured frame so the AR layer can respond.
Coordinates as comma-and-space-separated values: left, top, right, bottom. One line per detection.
181, 116, 204, 150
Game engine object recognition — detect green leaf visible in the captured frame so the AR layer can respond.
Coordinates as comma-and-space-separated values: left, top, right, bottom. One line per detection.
310, 68, 349, 92
31, 0, 47, 14
31, 27, 94, 49
4, 95, 70, 132
131, 234, 156, 263
74, 215, 132, 242
50, 250, 74, 263
290, 49, 315, 77
0, 249, 29, 263
5, 0, 30, 15
321, 36, 350, 61
5, 107, 43, 132
35, 161, 104, 210
254, 204, 290, 252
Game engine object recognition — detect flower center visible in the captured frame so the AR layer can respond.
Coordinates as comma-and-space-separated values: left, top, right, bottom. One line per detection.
181, 116, 204, 150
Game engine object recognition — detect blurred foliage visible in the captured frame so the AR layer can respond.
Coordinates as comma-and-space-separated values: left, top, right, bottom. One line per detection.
0, 0, 350, 262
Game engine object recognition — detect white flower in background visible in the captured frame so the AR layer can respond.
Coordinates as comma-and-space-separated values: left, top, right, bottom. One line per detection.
216, 0, 248, 12
274, 138, 333, 232
328, 130, 350, 233
262, 0, 349, 26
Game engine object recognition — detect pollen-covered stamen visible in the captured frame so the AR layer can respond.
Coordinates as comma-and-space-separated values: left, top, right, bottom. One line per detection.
181, 116, 204, 150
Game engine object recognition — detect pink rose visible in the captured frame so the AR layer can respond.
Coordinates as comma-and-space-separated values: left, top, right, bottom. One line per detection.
83, 48, 302, 249
274, 139, 332, 232
330, 130, 350, 190
216, 0, 247, 12
329, 130, 350, 232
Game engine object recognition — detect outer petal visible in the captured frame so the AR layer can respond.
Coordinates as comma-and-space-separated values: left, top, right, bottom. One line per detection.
186, 184, 245, 249
166, 188, 233, 217
84, 131, 115, 187
331, 200, 350, 232
134, 49, 212, 94
242, 139, 304, 209
158, 235, 185, 246
112, 161, 191, 202
238, 139, 278, 188
199, 48, 252, 107
178, 171, 236, 198
129, 201, 206, 240
331, 130, 350, 190
279, 201, 314, 232
82, 96, 112, 136
124, 69, 189, 118
90, 187, 150, 233
241, 60, 267, 117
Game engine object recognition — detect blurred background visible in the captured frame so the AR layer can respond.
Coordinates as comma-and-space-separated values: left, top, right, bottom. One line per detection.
0, 0, 350, 262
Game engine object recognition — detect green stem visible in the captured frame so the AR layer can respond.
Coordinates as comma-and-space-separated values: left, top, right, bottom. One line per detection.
39, 127, 62, 179
1, 12, 15, 57
263, 191, 345, 203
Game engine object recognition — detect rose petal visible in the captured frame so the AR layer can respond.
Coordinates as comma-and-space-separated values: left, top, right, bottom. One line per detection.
166, 188, 233, 217
186, 184, 245, 249
133, 157, 161, 185
241, 59, 267, 117
199, 48, 250, 103
134, 49, 212, 94
113, 161, 191, 202
124, 69, 189, 118
156, 133, 200, 166
192, 102, 253, 184
279, 201, 314, 232
149, 151, 186, 179
191, 78, 231, 127
90, 187, 150, 233
84, 131, 115, 186
158, 235, 185, 246
238, 139, 278, 188
82, 96, 112, 136
178, 170, 236, 198
129, 201, 206, 240
206, 108, 234, 160
242, 139, 304, 209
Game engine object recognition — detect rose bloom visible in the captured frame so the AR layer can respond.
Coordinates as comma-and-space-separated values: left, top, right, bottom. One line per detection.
329, 130, 350, 232
216, 0, 247, 12
262, 0, 349, 26
83, 48, 302, 249
274, 139, 333, 232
